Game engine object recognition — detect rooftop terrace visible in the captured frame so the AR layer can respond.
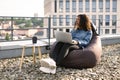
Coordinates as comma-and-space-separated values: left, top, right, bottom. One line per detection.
0, 16, 120, 79
0, 43, 120, 80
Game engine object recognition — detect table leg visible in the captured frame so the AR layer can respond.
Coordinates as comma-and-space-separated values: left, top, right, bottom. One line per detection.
32, 46, 36, 63
19, 46, 25, 70
38, 46, 42, 59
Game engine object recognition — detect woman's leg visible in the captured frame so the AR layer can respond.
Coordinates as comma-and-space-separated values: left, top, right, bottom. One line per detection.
49, 42, 64, 62
56, 43, 76, 65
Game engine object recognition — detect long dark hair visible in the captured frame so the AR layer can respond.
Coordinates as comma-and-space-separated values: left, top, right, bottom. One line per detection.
74, 14, 92, 31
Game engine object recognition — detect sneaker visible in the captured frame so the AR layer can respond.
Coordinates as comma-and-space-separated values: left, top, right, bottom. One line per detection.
39, 58, 56, 74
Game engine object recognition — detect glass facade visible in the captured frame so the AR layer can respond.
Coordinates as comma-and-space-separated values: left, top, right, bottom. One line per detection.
53, 15, 57, 26
100, 29, 103, 34
51, 0, 119, 35
92, 0, 96, 12
99, 15, 103, 26
59, 0, 63, 12
72, 15, 76, 25
112, 0, 117, 12
59, 15, 63, 26
79, 0, 83, 12
112, 15, 117, 26
105, 15, 110, 26
85, 0, 90, 12
55, 0, 118, 14
99, 0, 103, 12
66, 0, 70, 12
66, 15, 70, 26
105, 29, 109, 34
92, 15, 96, 25
112, 29, 116, 34
72, 0, 76, 12
54, 0, 57, 13
106, 0, 110, 12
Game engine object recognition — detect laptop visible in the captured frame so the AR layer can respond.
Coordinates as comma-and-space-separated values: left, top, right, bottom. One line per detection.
55, 31, 73, 44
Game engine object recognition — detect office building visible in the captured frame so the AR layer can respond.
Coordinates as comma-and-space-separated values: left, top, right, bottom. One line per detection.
44, 0, 120, 35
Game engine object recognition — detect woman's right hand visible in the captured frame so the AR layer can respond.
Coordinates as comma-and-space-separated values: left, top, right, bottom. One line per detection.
72, 40, 78, 44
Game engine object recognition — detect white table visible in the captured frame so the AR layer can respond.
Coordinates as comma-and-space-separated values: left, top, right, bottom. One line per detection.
19, 43, 48, 70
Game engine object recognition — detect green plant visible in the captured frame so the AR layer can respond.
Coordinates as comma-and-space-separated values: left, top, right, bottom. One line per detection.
5, 33, 10, 41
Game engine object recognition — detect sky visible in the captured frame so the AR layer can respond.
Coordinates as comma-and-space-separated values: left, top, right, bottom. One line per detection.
0, 0, 44, 17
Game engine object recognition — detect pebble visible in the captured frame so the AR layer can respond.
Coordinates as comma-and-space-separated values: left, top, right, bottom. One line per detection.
0, 44, 120, 80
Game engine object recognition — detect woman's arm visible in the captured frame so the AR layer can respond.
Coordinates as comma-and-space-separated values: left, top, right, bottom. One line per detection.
71, 30, 93, 47
77, 30, 93, 47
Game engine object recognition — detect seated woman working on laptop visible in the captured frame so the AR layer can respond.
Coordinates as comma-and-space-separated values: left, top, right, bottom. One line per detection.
40, 14, 93, 73
71, 14, 93, 48
50, 14, 92, 63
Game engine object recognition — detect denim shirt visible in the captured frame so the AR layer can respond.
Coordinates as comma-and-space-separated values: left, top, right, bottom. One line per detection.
71, 29, 93, 48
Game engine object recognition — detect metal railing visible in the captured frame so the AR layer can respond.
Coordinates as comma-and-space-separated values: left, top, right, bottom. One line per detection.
0, 16, 49, 41
0, 16, 120, 43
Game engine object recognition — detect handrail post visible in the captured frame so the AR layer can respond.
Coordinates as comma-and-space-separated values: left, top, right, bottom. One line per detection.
48, 16, 51, 50
11, 17, 13, 40
98, 19, 101, 35
115, 20, 117, 34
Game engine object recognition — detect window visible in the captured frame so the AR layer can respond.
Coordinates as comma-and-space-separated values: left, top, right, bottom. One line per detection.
72, 15, 76, 25
99, 15, 103, 26
106, 0, 110, 12
54, 0, 57, 13
105, 29, 109, 34
72, 0, 76, 12
105, 15, 110, 26
66, 0, 70, 12
92, 0, 96, 12
53, 15, 57, 26
66, 15, 70, 26
79, 0, 83, 12
112, 29, 116, 34
112, 0, 117, 12
99, 0, 103, 12
53, 28, 57, 37
100, 29, 103, 35
59, 28, 63, 31
59, 15, 63, 26
92, 15, 96, 25
66, 29, 70, 32
59, 0, 63, 12
85, 0, 90, 12
112, 15, 116, 26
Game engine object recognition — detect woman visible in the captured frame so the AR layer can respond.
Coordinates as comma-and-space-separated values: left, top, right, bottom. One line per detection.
50, 14, 93, 65
40, 14, 93, 73
71, 14, 93, 48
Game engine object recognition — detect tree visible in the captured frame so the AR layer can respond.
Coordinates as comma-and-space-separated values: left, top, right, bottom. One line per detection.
5, 33, 10, 41
31, 18, 43, 27
15, 18, 26, 25
24, 20, 32, 27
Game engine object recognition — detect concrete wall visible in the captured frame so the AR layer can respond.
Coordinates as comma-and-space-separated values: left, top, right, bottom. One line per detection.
0, 46, 49, 59
101, 36, 120, 46
0, 35, 120, 59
